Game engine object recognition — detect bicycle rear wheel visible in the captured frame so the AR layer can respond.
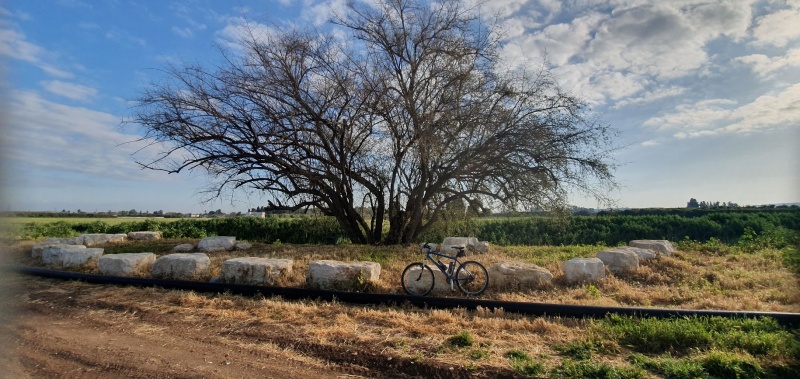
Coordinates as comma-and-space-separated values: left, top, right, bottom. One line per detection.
455, 261, 489, 296
401, 262, 435, 296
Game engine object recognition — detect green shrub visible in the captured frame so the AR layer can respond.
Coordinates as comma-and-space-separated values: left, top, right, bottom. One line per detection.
447, 332, 474, 348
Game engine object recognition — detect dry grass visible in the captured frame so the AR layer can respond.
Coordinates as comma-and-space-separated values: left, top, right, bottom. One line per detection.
6, 236, 799, 377
6, 239, 800, 313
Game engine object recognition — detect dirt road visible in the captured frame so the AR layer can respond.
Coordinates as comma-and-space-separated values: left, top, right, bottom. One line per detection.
0, 274, 513, 379
0, 276, 365, 379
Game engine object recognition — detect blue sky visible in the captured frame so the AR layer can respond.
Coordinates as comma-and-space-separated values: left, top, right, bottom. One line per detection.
1, 0, 798, 214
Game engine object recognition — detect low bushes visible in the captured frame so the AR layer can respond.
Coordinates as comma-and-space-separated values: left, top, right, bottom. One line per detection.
9, 210, 799, 247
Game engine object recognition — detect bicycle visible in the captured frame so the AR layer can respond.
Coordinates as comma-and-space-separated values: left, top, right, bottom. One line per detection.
401, 242, 489, 296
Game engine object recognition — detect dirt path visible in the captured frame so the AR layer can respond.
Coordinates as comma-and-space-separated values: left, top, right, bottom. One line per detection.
0, 275, 368, 379
0, 275, 515, 379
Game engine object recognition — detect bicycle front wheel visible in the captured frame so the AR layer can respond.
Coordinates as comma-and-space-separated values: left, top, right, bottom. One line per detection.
455, 261, 489, 296
401, 262, 435, 296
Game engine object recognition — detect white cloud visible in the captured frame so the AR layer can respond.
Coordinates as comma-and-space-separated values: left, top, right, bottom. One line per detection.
498, 1, 759, 108
734, 48, 800, 77
172, 26, 194, 38
751, 8, 800, 47
644, 99, 736, 131
0, 27, 73, 78
646, 84, 800, 138
41, 80, 98, 101
105, 28, 146, 47
2, 90, 170, 181
612, 86, 687, 109
216, 17, 276, 52
724, 83, 800, 133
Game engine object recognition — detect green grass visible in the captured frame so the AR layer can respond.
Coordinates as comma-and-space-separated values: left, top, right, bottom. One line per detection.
447, 331, 474, 348
597, 315, 800, 378
550, 359, 644, 379
504, 350, 546, 377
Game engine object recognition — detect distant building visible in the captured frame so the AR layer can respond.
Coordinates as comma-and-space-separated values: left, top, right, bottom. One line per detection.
246, 211, 266, 218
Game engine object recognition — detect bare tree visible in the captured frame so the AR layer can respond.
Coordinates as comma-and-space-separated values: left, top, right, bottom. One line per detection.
133, 0, 616, 244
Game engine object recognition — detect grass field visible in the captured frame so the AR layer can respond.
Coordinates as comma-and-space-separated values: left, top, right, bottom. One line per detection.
4, 236, 798, 377
3, 213, 799, 377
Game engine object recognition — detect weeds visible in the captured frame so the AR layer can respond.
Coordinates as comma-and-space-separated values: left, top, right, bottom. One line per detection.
550, 359, 644, 379
504, 350, 545, 377
447, 331, 474, 348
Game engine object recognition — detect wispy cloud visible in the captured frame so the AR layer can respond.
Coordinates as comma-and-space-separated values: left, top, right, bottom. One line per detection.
2, 90, 171, 181
646, 84, 800, 139
105, 28, 146, 47
0, 27, 73, 78
41, 80, 98, 101
734, 48, 800, 78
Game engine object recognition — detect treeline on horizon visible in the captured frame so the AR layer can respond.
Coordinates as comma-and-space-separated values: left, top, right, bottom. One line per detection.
5, 204, 797, 219
10, 208, 800, 247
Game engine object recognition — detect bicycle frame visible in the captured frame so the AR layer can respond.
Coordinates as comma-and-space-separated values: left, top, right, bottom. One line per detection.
420, 246, 470, 290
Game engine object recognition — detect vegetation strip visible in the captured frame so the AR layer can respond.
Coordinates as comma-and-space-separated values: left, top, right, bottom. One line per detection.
9, 264, 800, 326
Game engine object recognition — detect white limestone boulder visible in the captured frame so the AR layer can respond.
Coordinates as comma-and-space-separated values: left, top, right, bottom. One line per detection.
41, 245, 103, 268
80, 233, 128, 246
150, 253, 211, 280
562, 258, 606, 284
99, 253, 157, 276
172, 243, 194, 253
596, 248, 639, 274
235, 242, 253, 251
307, 260, 381, 291
127, 231, 162, 241
490, 261, 553, 290
197, 236, 236, 253
220, 257, 292, 285
31, 238, 82, 259
441, 237, 489, 255
404, 264, 453, 294
629, 240, 675, 256
615, 246, 657, 261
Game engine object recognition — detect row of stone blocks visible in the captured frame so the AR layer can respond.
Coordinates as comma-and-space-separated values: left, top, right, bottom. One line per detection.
485, 240, 676, 290
32, 234, 674, 291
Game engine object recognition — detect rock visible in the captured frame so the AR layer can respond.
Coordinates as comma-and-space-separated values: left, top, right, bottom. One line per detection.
150, 253, 211, 280
629, 240, 675, 256
596, 248, 639, 274
220, 257, 292, 285
80, 233, 128, 246
490, 261, 553, 290
127, 231, 162, 241
32, 238, 82, 259
197, 236, 236, 253
235, 242, 252, 251
41, 245, 103, 268
403, 264, 452, 294
472, 241, 490, 253
99, 253, 157, 276
307, 260, 381, 290
441, 237, 488, 255
172, 243, 195, 253
420, 242, 440, 252
615, 246, 657, 261
562, 258, 605, 284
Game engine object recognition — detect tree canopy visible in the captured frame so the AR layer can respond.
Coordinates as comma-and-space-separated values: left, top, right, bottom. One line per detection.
133, 0, 616, 244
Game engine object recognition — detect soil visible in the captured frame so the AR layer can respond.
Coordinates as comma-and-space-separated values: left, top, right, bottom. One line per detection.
0, 274, 517, 379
